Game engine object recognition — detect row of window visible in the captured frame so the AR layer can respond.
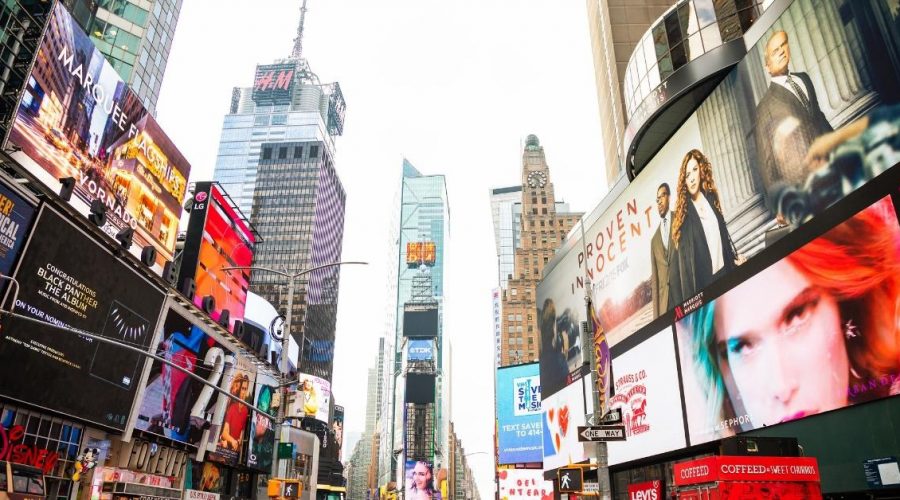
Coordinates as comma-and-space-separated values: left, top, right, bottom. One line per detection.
261, 144, 320, 160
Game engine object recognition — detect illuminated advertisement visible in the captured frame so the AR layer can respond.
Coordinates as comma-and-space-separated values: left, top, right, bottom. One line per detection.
497, 363, 543, 465
207, 354, 256, 466
290, 372, 332, 422
251, 63, 295, 105
0, 181, 35, 277
606, 329, 686, 465
406, 241, 436, 267
247, 371, 278, 471
404, 460, 442, 500
542, 377, 592, 473
536, 273, 586, 398
178, 182, 254, 334
539, 0, 900, 359
676, 197, 900, 445
408, 339, 434, 362
333, 405, 344, 462
497, 469, 552, 500
7, 3, 191, 269
0, 206, 165, 430
135, 308, 233, 446
403, 303, 438, 338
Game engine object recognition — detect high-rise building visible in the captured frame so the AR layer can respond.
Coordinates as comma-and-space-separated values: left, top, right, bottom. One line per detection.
586, 0, 676, 184
61, 0, 184, 115
490, 186, 522, 290
448, 422, 482, 500
499, 135, 582, 367
347, 337, 391, 499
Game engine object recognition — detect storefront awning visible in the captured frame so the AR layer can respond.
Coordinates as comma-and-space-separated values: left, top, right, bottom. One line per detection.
103, 481, 183, 500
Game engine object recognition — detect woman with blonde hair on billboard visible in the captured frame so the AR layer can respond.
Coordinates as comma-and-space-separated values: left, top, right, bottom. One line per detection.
668, 149, 744, 308
677, 198, 900, 437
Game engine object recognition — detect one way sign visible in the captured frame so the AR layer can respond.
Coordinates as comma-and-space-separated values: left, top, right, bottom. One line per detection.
578, 425, 627, 442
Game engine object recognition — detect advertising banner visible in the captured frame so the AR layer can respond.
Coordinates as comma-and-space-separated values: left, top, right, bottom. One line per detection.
290, 372, 331, 422
539, 0, 900, 371
406, 242, 436, 267
0, 181, 35, 277
408, 339, 434, 362
673, 456, 820, 486
252, 63, 295, 105
404, 460, 441, 500
403, 304, 438, 338
207, 354, 257, 466
333, 405, 344, 462
542, 377, 592, 473
8, 3, 191, 269
178, 182, 254, 334
676, 196, 900, 445
497, 468, 552, 500
0, 206, 165, 430
497, 363, 543, 465
607, 329, 686, 465
135, 309, 233, 445
247, 371, 278, 471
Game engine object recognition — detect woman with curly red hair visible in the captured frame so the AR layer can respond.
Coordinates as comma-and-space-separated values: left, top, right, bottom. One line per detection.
667, 149, 744, 308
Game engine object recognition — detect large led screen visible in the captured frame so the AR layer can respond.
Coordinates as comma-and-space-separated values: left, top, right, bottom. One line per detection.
7, 3, 191, 269
135, 309, 232, 445
179, 182, 254, 334
0, 206, 165, 430
542, 377, 593, 473
403, 305, 438, 338
290, 372, 332, 423
539, 0, 900, 361
207, 354, 256, 466
404, 460, 441, 500
247, 371, 278, 471
675, 196, 900, 445
408, 339, 434, 362
497, 363, 543, 465
0, 181, 35, 277
498, 469, 553, 500
606, 329, 686, 465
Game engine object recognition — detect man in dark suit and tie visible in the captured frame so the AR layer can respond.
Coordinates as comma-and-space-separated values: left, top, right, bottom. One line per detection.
649, 183, 673, 317
755, 30, 834, 206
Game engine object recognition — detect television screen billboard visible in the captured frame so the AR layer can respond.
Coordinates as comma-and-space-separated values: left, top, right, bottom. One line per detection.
606, 329, 686, 465
497, 468, 553, 500
403, 304, 438, 338
0, 181, 35, 277
404, 460, 441, 500
178, 182, 254, 334
207, 354, 257, 466
252, 63, 295, 105
290, 372, 331, 423
675, 196, 900, 445
332, 405, 344, 462
406, 373, 436, 405
496, 363, 543, 465
247, 371, 278, 471
406, 242, 436, 267
542, 377, 592, 473
0, 206, 165, 430
135, 309, 233, 445
407, 339, 434, 362
8, 3, 191, 270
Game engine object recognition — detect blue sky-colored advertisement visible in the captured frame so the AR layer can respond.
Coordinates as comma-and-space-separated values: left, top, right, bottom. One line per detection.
497, 362, 542, 464
408, 339, 433, 361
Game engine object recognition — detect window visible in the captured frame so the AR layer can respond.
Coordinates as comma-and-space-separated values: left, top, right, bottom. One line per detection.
515, 314, 522, 321
278, 147, 287, 159
511, 288, 517, 296
272, 114, 288, 125
254, 115, 269, 126
262, 147, 272, 160
294, 146, 303, 158
309, 145, 319, 158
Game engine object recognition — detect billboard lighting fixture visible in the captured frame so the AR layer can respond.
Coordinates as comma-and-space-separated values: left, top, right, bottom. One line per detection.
87, 200, 106, 226
140, 245, 156, 266
58, 177, 75, 201
115, 227, 134, 250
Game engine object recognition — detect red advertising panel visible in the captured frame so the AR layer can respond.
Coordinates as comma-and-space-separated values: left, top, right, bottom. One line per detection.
674, 456, 820, 486
178, 182, 254, 334
7, 3, 190, 269
628, 480, 663, 500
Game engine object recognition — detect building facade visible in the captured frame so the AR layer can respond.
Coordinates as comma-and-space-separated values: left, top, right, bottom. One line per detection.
62, 0, 183, 114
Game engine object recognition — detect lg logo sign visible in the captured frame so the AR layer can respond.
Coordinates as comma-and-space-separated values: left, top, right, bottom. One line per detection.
628, 480, 662, 500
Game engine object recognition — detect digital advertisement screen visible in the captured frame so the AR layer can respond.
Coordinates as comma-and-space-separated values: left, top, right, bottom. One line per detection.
247, 371, 278, 471
536, 279, 585, 399
207, 354, 256, 466
408, 339, 434, 362
676, 196, 900, 445
179, 182, 254, 334
406, 373, 436, 405
0, 181, 35, 277
497, 469, 553, 500
333, 405, 344, 462
0, 207, 165, 430
251, 63, 295, 105
539, 0, 900, 358
497, 363, 543, 465
406, 242, 436, 266
135, 309, 232, 445
403, 305, 438, 338
542, 377, 592, 473
290, 372, 332, 423
606, 329, 686, 465
404, 460, 441, 500
7, 3, 190, 269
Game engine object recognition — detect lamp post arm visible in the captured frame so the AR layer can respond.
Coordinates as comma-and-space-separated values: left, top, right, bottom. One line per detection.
289, 260, 368, 279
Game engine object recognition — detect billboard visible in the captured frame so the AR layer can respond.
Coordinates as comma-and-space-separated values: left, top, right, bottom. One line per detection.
497, 469, 553, 500
135, 308, 233, 445
0, 206, 165, 430
496, 363, 543, 465
207, 354, 257, 466
290, 372, 332, 422
406, 241, 436, 267
333, 405, 344, 462
178, 182, 254, 334
252, 63, 295, 105
606, 329, 686, 465
542, 377, 592, 473
8, 3, 191, 269
247, 371, 278, 471
404, 460, 441, 500
408, 339, 434, 362
538, 0, 900, 365
675, 196, 900, 445
403, 304, 438, 338
536, 282, 585, 398
0, 181, 36, 277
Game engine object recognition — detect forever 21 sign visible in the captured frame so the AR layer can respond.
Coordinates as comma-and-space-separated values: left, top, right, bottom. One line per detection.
117, 438, 189, 479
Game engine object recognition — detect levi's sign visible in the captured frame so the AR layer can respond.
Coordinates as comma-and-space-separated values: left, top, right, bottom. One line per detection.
578, 425, 626, 442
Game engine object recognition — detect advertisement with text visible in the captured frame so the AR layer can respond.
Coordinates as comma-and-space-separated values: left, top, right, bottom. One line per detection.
7, 3, 191, 268
0, 206, 165, 430
497, 468, 553, 500
676, 196, 900, 445
496, 363, 543, 465
0, 181, 35, 278
290, 372, 332, 423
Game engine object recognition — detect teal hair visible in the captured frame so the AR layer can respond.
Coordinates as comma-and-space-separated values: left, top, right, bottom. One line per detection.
684, 301, 727, 424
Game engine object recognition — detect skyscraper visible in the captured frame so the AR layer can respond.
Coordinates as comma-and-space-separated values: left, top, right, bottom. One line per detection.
62, 0, 184, 115
499, 135, 582, 368
490, 186, 522, 290
347, 337, 390, 499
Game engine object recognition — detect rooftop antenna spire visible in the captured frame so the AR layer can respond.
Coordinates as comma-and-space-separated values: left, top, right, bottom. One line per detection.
291, 0, 308, 60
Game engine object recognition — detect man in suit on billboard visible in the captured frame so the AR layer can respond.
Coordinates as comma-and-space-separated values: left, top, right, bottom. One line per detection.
755, 30, 833, 205
650, 183, 673, 317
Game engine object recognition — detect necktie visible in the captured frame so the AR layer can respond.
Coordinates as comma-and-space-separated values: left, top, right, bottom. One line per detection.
786, 74, 811, 112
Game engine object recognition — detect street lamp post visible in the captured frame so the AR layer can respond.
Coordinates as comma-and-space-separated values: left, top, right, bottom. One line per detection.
222, 261, 366, 479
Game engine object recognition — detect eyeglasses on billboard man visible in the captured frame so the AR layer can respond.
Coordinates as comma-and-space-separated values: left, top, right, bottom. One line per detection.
676, 197, 900, 443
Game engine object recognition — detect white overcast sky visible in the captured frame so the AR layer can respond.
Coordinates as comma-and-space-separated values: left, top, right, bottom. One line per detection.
156, 1, 607, 495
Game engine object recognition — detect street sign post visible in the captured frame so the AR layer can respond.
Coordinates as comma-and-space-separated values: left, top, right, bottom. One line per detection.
578, 425, 627, 442
587, 408, 623, 425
